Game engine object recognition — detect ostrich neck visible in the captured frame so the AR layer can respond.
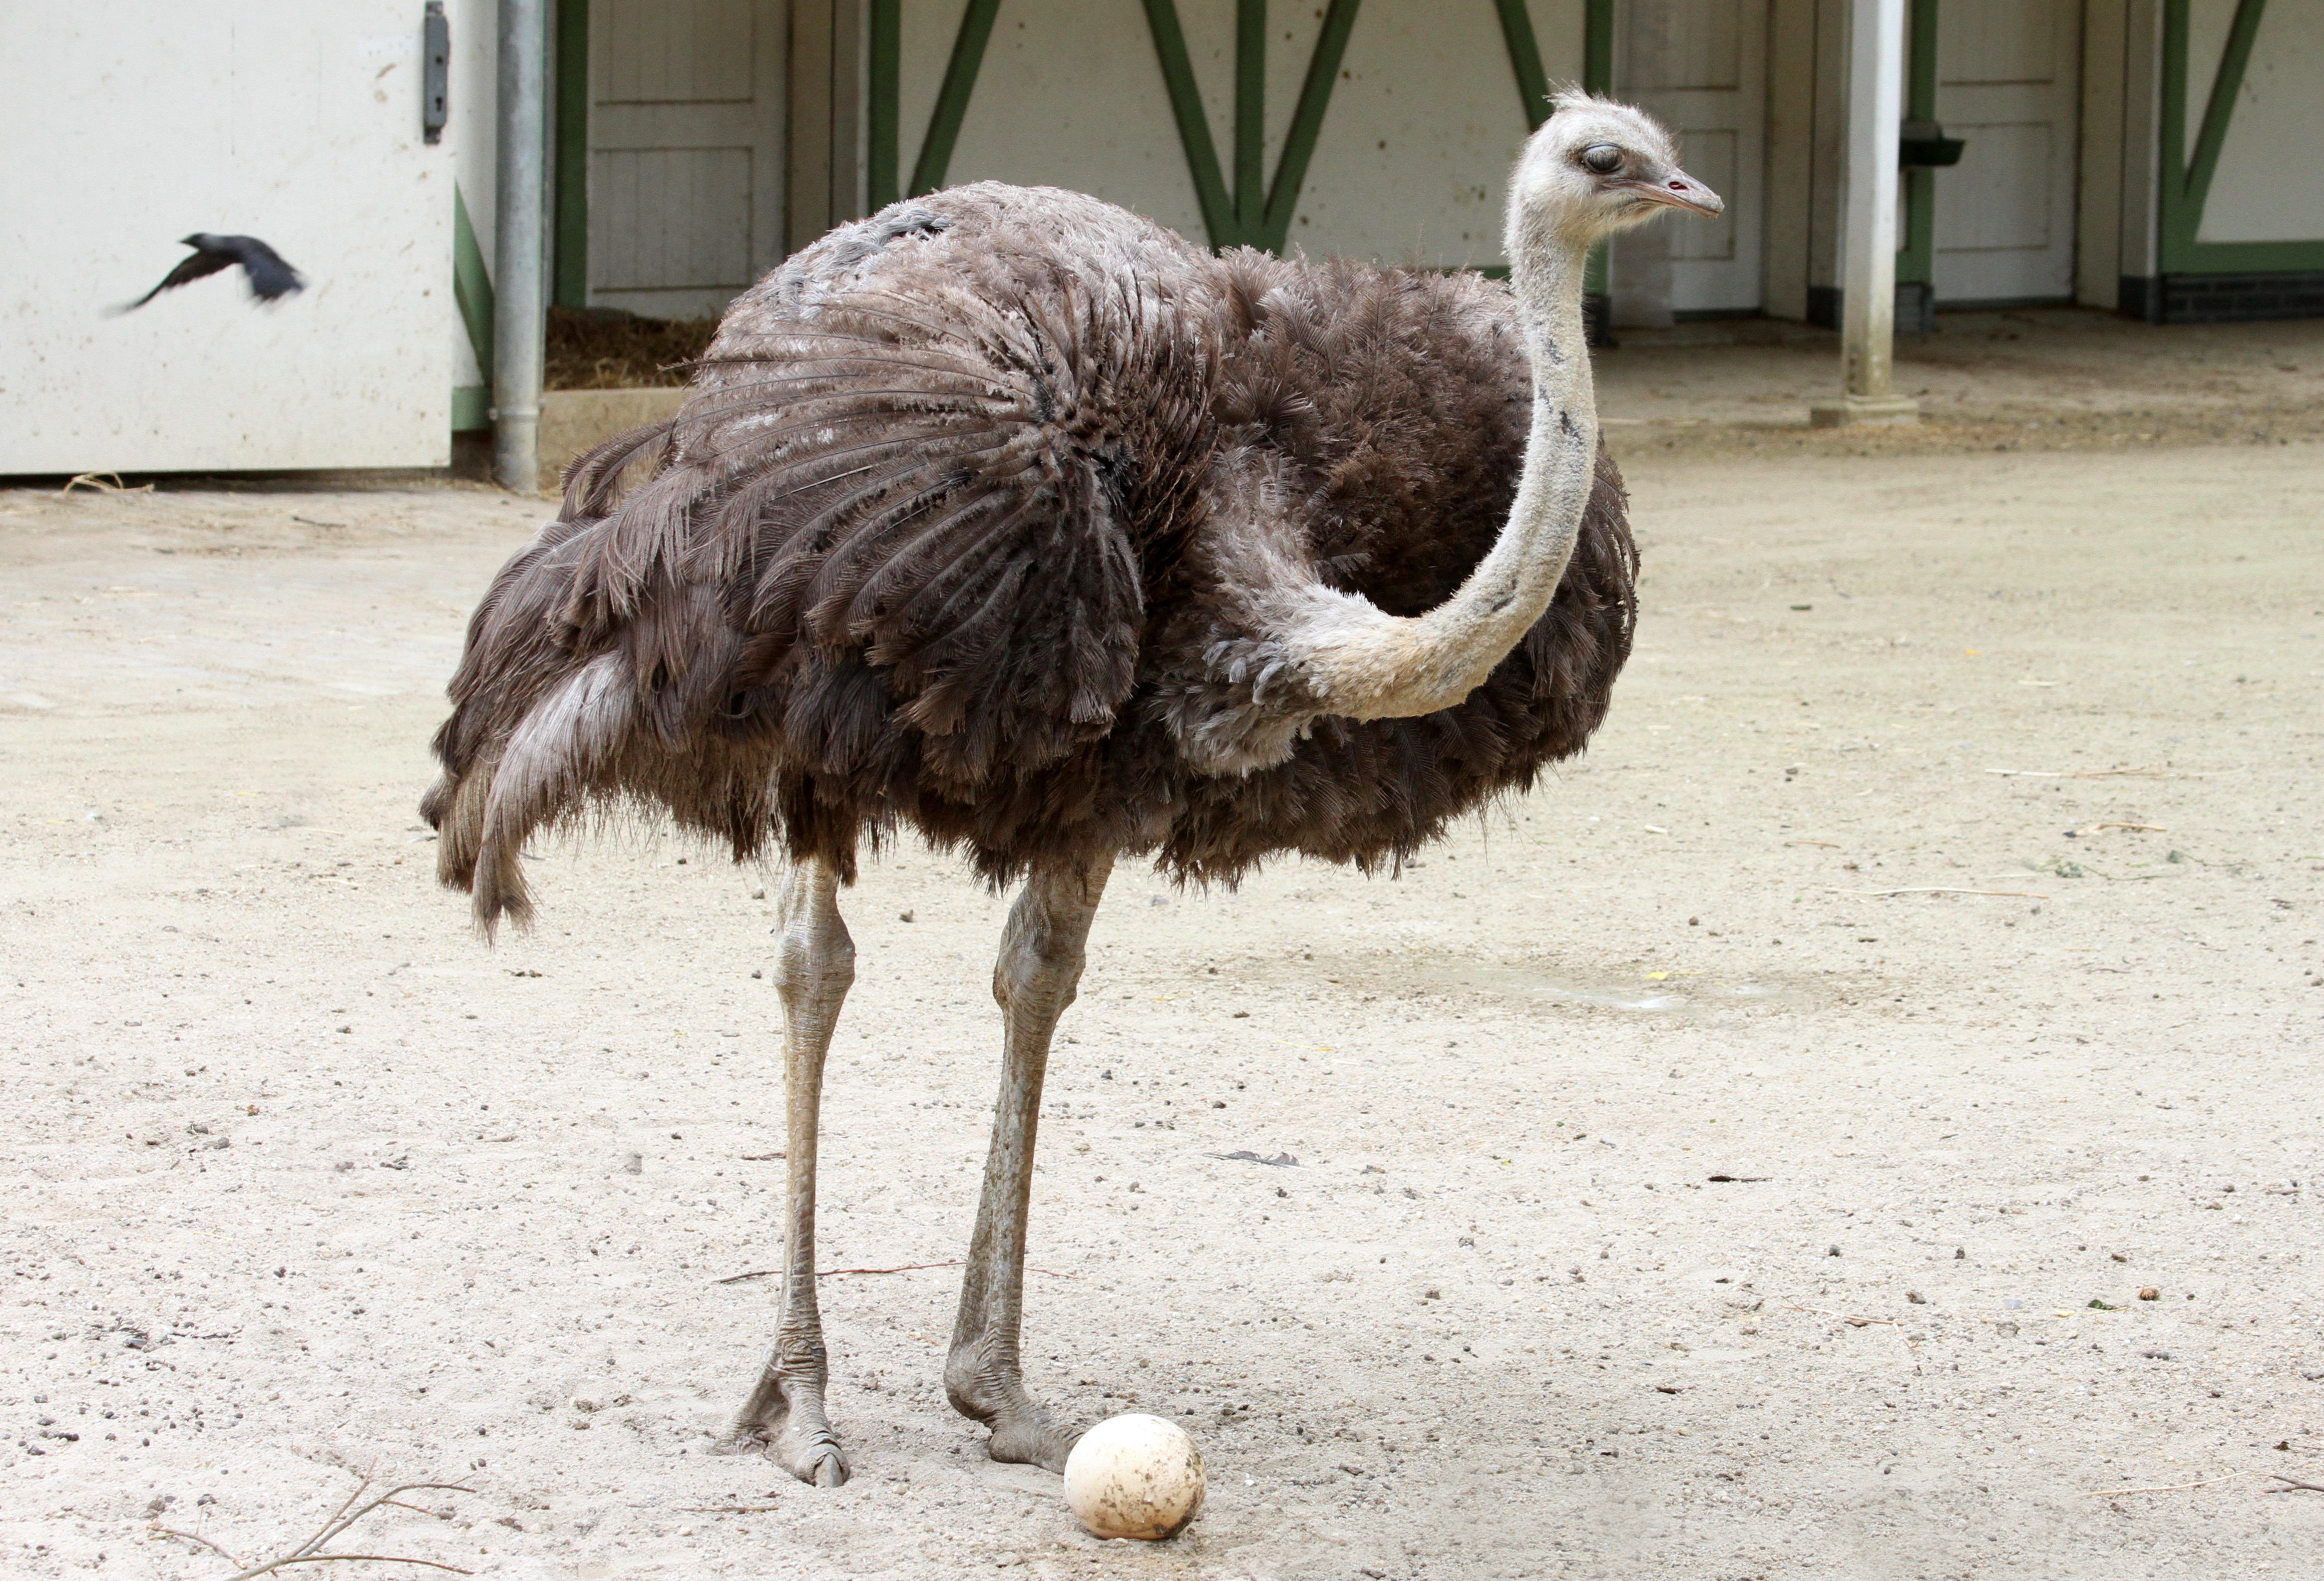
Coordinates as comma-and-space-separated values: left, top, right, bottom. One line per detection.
1285, 223, 1599, 721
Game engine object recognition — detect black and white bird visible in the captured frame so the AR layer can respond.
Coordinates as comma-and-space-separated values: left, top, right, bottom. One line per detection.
113, 234, 305, 314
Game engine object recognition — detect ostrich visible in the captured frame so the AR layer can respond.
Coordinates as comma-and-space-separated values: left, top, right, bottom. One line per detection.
424, 94, 1718, 1487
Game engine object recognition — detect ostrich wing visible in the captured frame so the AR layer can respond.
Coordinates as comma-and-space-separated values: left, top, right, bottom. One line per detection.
545, 282, 1158, 792
427, 281, 1160, 922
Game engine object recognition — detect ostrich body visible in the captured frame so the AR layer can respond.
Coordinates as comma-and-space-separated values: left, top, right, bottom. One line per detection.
426, 96, 1718, 1486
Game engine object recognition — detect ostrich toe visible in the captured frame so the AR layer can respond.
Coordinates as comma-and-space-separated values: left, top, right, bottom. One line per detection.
945, 1350, 1081, 1473
720, 1367, 850, 1486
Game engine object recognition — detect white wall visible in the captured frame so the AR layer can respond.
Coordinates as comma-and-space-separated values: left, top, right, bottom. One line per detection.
898, 0, 1583, 269
2194, 0, 2324, 246
1295, 0, 1584, 268
0, 2, 455, 473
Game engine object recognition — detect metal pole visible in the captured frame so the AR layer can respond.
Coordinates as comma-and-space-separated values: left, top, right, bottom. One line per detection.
493, 0, 548, 491
1811, 0, 1918, 427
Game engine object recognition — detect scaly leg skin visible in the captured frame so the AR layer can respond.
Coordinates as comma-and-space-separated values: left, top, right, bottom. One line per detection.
718, 856, 854, 1486
945, 850, 1113, 1472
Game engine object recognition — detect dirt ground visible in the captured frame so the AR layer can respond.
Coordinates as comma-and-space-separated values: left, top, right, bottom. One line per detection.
1593, 307, 2324, 459
3, 324, 2322, 1580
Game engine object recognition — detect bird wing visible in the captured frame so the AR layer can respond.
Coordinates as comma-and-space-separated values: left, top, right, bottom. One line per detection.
542, 276, 1156, 800
217, 235, 305, 300
115, 248, 234, 313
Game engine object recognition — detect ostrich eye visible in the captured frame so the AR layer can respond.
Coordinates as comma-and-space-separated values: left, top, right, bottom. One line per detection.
1580, 144, 1624, 176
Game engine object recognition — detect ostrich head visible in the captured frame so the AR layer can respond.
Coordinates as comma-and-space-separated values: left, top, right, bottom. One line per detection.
1508, 91, 1724, 248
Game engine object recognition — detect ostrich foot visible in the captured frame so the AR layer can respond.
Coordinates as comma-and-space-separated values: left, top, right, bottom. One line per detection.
719, 1368, 849, 1486
946, 1350, 1080, 1472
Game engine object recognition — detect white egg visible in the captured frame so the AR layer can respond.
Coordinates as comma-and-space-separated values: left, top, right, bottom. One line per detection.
1062, 1413, 1206, 1541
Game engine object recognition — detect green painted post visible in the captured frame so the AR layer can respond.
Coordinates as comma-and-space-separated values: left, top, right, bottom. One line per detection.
867, 0, 900, 210
1583, 0, 1612, 308
1234, 0, 1266, 243
1583, 0, 1613, 97
551, 0, 589, 308
1897, 0, 1937, 289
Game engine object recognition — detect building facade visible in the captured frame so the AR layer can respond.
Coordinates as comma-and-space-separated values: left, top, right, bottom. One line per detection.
5, 1, 2317, 474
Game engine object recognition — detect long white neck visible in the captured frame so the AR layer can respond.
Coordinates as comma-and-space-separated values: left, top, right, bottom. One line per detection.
1282, 215, 1600, 721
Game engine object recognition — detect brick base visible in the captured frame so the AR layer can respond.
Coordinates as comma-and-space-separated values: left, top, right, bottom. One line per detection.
2142, 271, 2324, 324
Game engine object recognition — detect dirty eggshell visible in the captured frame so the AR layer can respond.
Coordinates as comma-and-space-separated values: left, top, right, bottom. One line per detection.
1062, 1414, 1206, 1541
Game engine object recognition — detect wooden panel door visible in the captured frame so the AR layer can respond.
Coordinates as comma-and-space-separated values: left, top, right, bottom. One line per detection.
1621, 0, 1769, 314
588, 0, 786, 319
1932, 0, 2080, 304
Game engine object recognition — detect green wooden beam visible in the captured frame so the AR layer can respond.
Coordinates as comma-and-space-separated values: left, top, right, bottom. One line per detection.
2180, 0, 2266, 219
1897, 0, 1938, 287
1583, 0, 1613, 96
552, 0, 590, 307
1489, 0, 1551, 130
867, 0, 901, 210
1142, 0, 1237, 247
452, 386, 492, 432
1582, 0, 1612, 298
1259, 0, 1361, 250
453, 184, 494, 386
1235, 0, 1266, 236
2160, 0, 2289, 273
909, 0, 1003, 198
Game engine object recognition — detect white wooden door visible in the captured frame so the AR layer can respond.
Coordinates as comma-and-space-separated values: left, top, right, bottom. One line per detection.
587, 0, 787, 320
1620, 0, 1769, 314
1932, 0, 2081, 304
0, 2, 451, 473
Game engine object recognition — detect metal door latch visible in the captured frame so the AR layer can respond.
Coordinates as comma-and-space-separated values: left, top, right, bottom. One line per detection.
423, 1, 449, 144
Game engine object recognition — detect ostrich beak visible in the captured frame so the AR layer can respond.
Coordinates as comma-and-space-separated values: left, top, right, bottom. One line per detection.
1621, 169, 1725, 219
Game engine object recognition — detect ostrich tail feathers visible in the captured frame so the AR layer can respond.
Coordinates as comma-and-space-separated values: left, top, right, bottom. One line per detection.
428, 654, 639, 938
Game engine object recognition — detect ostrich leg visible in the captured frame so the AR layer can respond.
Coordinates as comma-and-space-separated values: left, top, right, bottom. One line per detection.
723, 855, 854, 1486
946, 850, 1113, 1471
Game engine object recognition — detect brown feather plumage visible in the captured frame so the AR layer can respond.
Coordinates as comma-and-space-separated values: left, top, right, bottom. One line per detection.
425, 186, 1636, 925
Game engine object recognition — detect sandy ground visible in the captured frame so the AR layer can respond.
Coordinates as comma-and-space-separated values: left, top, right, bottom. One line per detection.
1595, 308, 2324, 458
3, 375, 2322, 1581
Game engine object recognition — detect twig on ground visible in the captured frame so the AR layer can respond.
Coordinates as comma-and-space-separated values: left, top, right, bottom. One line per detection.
718, 1260, 958, 1284
677, 1504, 782, 1514
2269, 1476, 2324, 1494
2080, 1471, 2253, 1497
717, 1260, 1075, 1284
1985, 766, 2206, 780
151, 1525, 244, 1567
202, 1474, 475, 1581
1786, 839, 1841, 848
220, 1557, 473, 1577
1835, 886, 2051, 899
1784, 1302, 1898, 1328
